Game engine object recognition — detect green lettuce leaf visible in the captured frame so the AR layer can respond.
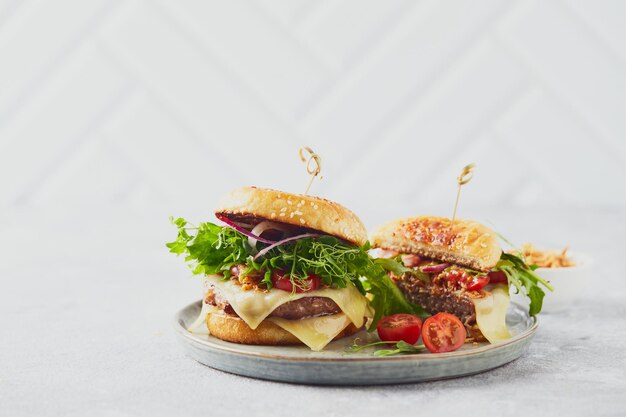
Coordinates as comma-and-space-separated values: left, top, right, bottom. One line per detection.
494, 252, 554, 315
166, 217, 425, 328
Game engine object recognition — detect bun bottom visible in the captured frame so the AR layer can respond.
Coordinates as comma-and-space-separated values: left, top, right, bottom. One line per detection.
206, 312, 361, 346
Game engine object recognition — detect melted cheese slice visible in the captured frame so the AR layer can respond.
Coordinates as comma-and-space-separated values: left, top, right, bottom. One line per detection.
187, 303, 217, 333
268, 314, 353, 351
192, 274, 370, 347
470, 284, 512, 343
201, 275, 369, 330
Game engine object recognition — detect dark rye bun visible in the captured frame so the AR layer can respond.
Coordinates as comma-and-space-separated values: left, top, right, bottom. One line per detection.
206, 312, 361, 346
370, 216, 502, 271
215, 186, 368, 246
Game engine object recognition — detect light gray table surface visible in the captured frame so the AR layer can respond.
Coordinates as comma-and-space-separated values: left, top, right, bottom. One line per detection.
2, 206, 625, 417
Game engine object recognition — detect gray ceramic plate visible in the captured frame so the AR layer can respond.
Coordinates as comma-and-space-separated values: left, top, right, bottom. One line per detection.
174, 301, 538, 385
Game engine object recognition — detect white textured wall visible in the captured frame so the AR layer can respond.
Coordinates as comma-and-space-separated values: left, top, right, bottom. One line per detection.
1, 0, 625, 222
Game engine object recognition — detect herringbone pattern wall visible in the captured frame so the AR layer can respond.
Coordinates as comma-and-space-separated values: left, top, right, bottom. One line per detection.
1, 0, 625, 218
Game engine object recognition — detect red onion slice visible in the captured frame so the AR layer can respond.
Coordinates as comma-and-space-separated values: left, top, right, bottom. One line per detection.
401, 254, 421, 267
488, 271, 508, 283
421, 263, 450, 274
248, 221, 293, 250
253, 233, 318, 260
215, 213, 276, 244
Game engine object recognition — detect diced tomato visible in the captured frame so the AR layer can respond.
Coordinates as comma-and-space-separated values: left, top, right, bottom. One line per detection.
377, 314, 422, 345
443, 269, 497, 291
422, 312, 467, 353
466, 275, 490, 291
271, 271, 321, 293
488, 271, 508, 284
440, 268, 470, 290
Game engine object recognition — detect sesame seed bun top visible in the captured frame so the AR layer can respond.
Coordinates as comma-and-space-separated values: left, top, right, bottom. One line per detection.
370, 216, 502, 271
215, 187, 368, 246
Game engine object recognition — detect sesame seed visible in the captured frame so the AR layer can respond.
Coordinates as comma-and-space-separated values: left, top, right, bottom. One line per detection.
287, 200, 292, 205
279, 213, 286, 217
300, 219, 305, 224
271, 213, 276, 218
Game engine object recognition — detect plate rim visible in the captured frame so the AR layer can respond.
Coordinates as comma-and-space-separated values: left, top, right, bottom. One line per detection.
173, 300, 539, 362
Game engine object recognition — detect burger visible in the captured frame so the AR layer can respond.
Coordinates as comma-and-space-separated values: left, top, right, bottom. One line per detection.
370, 216, 553, 343
167, 187, 416, 351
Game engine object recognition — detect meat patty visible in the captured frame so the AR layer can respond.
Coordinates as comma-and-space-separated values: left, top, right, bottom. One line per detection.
204, 286, 341, 320
272, 297, 341, 319
394, 273, 477, 330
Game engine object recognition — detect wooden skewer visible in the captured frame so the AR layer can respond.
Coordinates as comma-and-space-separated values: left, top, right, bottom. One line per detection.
299, 146, 322, 195
451, 163, 476, 227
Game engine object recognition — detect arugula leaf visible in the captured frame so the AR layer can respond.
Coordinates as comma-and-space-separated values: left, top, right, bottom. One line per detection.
166, 217, 250, 277
165, 217, 191, 255
494, 252, 554, 315
374, 257, 429, 281
360, 266, 430, 327
373, 341, 424, 357
346, 339, 425, 356
166, 217, 426, 327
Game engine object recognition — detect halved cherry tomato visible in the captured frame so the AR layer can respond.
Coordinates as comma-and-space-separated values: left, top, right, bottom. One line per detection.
271, 271, 321, 293
488, 271, 508, 284
376, 314, 422, 344
466, 275, 490, 291
422, 312, 467, 353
